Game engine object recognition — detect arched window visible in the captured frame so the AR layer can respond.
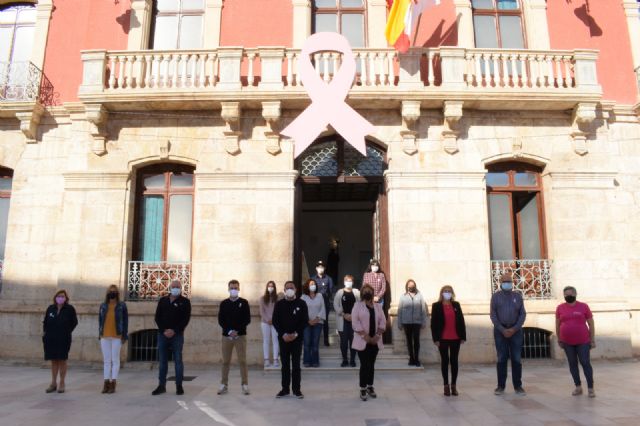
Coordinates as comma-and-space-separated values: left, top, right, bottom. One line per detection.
472, 0, 525, 49
487, 162, 551, 299
0, 167, 12, 291
298, 138, 385, 179
150, 0, 204, 49
129, 163, 194, 300
312, 0, 366, 47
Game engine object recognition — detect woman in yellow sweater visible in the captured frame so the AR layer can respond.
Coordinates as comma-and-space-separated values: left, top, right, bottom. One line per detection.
98, 285, 129, 393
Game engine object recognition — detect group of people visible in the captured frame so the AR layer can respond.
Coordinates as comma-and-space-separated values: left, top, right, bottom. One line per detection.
41, 267, 596, 400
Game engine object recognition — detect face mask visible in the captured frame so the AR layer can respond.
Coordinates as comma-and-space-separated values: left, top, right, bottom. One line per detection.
267, 287, 274, 294
229, 289, 239, 298
362, 292, 373, 301
564, 295, 576, 304
371, 266, 379, 273
285, 288, 296, 298
316, 267, 324, 275
442, 292, 452, 301
108, 292, 117, 300
55, 296, 66, 304
344, 281, 353, 289
408, 287, 416, 293
170, 288, 181, 297
309, 284, 317, 293
501, 282, 513, 291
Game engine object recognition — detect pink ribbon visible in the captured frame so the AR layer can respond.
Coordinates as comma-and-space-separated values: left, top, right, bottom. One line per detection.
282, 32, 375, 158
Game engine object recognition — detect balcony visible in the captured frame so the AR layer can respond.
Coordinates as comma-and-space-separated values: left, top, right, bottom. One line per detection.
78, 47, 601, 112
0, 61, 54, 115
490, 259, 552, 300
127, 261, 191, 301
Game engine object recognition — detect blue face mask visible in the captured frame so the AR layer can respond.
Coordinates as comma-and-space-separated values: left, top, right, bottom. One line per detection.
170, 288, 181, 297
501, 282, 513, 291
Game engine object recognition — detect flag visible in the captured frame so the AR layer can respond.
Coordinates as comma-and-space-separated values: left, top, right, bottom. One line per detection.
385, 0, 440, 53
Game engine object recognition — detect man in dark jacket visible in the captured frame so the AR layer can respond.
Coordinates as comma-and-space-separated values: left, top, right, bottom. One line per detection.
217, 279, 251, 395
152, 279, 191, 396
272, 280, 308, 399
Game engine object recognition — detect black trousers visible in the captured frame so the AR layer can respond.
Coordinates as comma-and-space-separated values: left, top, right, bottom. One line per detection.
403, 324, 421, 362
438, 339, 461, 385
322, 294, 330, 345
339, 320, 356, 363
279, 337, 302, 393
357, 344, 379, 388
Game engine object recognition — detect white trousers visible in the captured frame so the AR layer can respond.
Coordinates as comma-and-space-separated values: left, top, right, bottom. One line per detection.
100, 337, 122, 380
260, 322, 279, 361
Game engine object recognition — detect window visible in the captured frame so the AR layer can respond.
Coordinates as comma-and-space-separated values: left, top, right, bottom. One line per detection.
298, 138, 385, 178
472, 0, 524, 49
133, 164, 194, 263
128, 329, 172, 361
0, 4, 35, 64
150, 0, 204, 49
313, 0, 366, 48
486, 163, 545, 260
521, 327, 551, 359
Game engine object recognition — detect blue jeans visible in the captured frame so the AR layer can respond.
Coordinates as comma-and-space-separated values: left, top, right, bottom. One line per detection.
494, 328, 523, 389
158, 332, 184, 386
563, 343, 594, 388
303, 323, 322, 366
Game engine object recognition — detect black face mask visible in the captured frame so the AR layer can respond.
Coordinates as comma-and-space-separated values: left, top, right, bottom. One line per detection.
564, 295, 576, 304
108, 292, 118, 300
408, 287, 416, 293
361, 292, 373, 301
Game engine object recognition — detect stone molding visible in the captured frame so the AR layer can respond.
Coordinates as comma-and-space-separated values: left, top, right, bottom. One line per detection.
63, 172, 130, 191
15, 103, 44, 143
195, 171, 299, 190
546, 171, 617, 190
384, 171, 486, 190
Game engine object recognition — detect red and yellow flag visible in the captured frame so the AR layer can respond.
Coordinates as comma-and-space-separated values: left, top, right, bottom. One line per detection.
385, 0, 440, 53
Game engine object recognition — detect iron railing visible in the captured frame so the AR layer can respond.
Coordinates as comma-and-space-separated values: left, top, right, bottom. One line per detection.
0, 61, 55, 104
521, 327, 552, 359
490, 259, 552, 299
127, 261, 191, 301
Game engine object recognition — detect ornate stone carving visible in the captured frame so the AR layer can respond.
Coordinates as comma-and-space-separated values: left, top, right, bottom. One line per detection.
570, 102, 597, 156
400, 100, 421, 155
262, 101, 282, 155
15, 103, 45, 144
442, 100, 463, 155
85, 104, 109, 156
221, 102, 242, 155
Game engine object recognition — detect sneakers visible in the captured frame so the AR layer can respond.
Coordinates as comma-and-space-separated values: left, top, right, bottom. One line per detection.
514, 387, 527, 396
217, 384, 228, 395
588, 388, 596, 398
273, 360, 280, 368
572, 386, 583, 396
242, 384, 250, 395
264, 360, 272, 368
367, 386, 377, 399
151, 385, 166, 396
275, 389, 289, 398
494, 387, 505, 395
360, 388, 368, 401
341, 360, 349, 367
293, 390, 304, 399
176, 384, 184, 395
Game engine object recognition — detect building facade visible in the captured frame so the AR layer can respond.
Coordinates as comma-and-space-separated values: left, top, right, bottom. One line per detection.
0, 0, 639, 365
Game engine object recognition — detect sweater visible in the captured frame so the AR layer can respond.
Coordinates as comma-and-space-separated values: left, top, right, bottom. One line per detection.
272, 297, 309, 340
333, 288, 361, 332
397, 291, 428, 326
218, 297, 251, 336
301, 294, 326, 324
154, 295, 191, 334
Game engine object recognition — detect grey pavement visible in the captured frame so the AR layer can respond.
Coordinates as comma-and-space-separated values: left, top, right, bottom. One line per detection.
0, 359, 638, 426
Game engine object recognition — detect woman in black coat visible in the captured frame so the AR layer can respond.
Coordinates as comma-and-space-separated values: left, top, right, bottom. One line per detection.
431, 285, 466, 396
43, 289, 78, 393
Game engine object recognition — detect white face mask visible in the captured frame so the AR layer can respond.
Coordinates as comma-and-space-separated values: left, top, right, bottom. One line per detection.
267, 287, 274, 294
170, 287, 181, 297
309, 284, 317, 293
442, 291, 452, 301
316, 267, 324, 275
344, 281, 353, 289
285, 288, 296, 298
229, 289, 239, 298
371, 266, 379, 273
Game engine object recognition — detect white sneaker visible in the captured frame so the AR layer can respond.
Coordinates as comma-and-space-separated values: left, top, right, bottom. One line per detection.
273, 360, 280, 368
242, 384, 250, 395
264, 360, 272, 368
217, 384, 228, 395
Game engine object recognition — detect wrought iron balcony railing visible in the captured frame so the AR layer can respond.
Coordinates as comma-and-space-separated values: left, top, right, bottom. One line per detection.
0, 61, 54, 104
490, 259, 552, 300
127, 261, 191, 301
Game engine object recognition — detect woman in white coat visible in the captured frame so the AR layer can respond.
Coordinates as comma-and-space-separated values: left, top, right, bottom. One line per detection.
333, 274, 360, 367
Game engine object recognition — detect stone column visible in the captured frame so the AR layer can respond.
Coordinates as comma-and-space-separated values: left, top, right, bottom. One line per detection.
30, 0, 53, 70
204, 0, 224, 48
127, 0, 153, 50
623, 0, 640, 71
523, 0, 550, 50
367, 0, 389, 48
292, 0, 312, 48
453, 0, 474, 48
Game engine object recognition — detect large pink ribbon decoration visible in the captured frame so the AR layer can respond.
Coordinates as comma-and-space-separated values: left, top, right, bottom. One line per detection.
282, 32, 375, 158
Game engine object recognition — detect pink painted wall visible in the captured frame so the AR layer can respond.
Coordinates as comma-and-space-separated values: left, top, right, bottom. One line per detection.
547, 0, 636, 104
220, 0, 292, 47
43, 0, 129, 103
413, 0, 458, 47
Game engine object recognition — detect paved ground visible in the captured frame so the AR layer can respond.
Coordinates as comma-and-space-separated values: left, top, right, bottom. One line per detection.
0, 359, 638, 426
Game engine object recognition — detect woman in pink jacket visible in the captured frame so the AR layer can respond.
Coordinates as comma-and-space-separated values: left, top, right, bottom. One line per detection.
351, 284, 386, 401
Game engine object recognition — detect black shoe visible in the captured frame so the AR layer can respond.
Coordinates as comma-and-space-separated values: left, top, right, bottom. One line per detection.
176, 384, 184, 395
341, 360, 349, 367
414, 360, 422, 367
324, 342, 330, 347
367, 386, 377, 399
276, 389, 289, 398
360, 388, 368, 401
350, 360, 356, 367
152, 385, 166, 396
408, 360, 415, 366
293, 390, 304, 399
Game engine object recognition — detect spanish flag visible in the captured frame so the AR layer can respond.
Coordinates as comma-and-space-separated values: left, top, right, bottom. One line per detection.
385, 0, 440, 53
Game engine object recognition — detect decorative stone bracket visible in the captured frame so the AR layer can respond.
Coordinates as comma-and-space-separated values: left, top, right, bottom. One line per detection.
400, 100, 420, 155
262, 101, 282, 155
221, 102, 242, 155
570, 102, 597, 156
15, 103, 45, 144
85, 104, 109, 156
442, 100, 463, 155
